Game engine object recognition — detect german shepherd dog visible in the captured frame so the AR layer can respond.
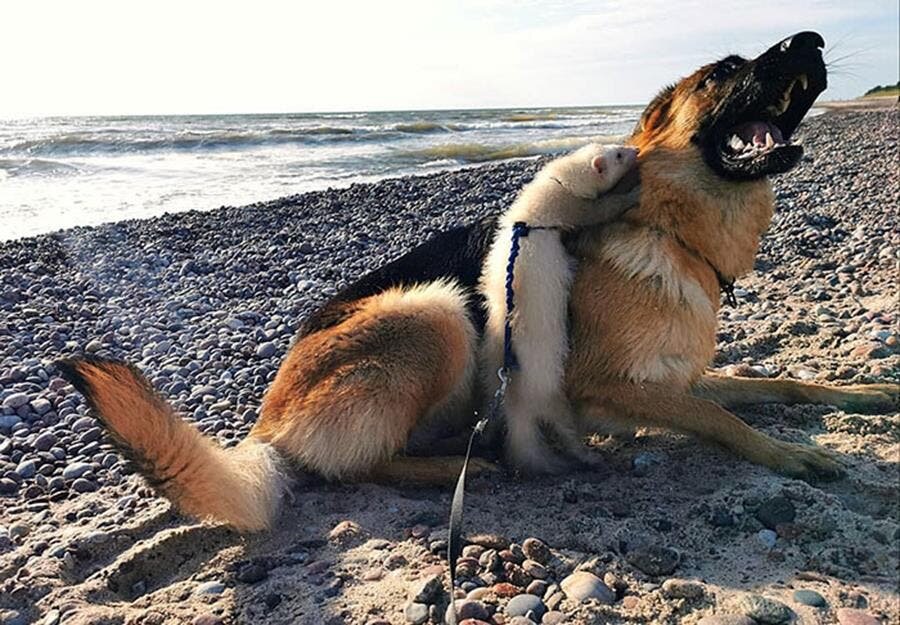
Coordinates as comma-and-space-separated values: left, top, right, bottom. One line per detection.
58, 31, 897, 532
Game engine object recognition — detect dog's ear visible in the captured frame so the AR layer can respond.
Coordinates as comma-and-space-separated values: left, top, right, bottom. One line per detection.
637, 84, 675, 135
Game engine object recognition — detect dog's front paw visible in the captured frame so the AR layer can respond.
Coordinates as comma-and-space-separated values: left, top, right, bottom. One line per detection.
769, 441, 846, 482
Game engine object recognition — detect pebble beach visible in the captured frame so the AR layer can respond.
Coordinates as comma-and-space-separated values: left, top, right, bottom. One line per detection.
0, 108, 897, 625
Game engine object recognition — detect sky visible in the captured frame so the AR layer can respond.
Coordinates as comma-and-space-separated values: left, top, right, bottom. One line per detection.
1, 0, 897, 117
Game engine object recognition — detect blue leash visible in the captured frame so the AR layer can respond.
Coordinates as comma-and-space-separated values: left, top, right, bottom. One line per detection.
446, 221, 556, 624
501, 221, 528, 371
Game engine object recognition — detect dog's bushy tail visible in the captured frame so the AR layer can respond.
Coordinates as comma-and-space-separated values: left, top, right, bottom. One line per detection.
56, 357, 287, 531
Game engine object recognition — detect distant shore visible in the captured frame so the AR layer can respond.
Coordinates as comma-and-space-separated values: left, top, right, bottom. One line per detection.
817, 94, 898, 111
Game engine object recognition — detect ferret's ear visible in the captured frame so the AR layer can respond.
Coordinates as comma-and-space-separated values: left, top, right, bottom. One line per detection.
591, 155, 605, 175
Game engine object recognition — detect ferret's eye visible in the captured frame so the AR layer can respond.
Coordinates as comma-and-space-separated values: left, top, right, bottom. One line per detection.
616, 152, 622, 161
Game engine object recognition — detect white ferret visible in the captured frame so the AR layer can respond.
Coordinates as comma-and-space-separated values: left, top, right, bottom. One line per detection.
479, 143, 640, 473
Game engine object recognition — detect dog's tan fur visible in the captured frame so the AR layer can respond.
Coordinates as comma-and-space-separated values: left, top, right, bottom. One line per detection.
60, 46, 898, 531
251, 279, 477, 481
565, 149, 773, 392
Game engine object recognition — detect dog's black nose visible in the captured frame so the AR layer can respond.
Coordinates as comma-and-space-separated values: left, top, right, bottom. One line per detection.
779, 31, 825, 53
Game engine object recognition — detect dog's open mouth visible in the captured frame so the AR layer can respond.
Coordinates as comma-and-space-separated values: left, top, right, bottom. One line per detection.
700, 33, 827, 181
724, 73, 810, 160
718, 73, 814, 172
725, 120, 790, 160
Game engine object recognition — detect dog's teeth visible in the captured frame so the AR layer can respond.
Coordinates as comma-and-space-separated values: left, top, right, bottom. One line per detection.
729, 135, 745, 151
798, 74, 808, 91
765, 132, 774, 149
774, 82, 793, 115
736, 144, 760, 160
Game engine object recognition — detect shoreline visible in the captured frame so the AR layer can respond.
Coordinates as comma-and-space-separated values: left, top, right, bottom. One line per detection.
0, 157, 541, 246
0, 109, 897, 625
0, 157, 545, 248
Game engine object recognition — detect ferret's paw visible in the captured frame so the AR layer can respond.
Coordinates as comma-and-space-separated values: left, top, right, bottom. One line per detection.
506, 443, 572, 476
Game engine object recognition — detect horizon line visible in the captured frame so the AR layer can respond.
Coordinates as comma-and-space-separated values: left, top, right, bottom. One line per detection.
0, 101, 652, 122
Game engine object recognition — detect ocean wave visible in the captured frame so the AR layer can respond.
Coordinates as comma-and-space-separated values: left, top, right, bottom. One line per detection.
7, 126, 368, 155
1, 108, 642, 159
268, 126, 355, 136
6, 120, 543, 156
422, 117, 619, 133
420, 158, 459, 168
323, 112, 368, 119
391, 121, 461, 134
0, 157, 80, 177
502, 112, 559, 122
401, 134, 624, 164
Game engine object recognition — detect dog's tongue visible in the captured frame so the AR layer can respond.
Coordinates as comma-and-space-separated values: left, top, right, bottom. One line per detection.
734, 121, 784, 145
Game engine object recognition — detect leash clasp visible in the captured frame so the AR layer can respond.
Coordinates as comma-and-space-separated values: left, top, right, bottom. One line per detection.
496, 366, 509, 396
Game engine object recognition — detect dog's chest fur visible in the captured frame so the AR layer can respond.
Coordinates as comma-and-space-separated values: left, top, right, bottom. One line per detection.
566, 224, 719, 392
566, 150, 774, 394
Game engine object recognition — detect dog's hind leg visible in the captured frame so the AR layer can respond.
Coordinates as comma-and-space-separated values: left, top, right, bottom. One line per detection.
573, 381, 846, 481
370, 455, 498, 486
251, 280, 479, 481
693, 374, 898, 414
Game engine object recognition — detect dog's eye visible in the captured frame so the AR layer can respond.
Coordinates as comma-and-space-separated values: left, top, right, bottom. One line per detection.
698, 55, 744, 89
616, 151, 622, 161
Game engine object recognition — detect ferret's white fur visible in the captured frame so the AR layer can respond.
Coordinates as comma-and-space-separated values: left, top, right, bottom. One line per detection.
479, 143, 639, 473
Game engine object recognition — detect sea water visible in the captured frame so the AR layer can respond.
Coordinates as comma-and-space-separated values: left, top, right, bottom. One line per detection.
0, 106, 646, 241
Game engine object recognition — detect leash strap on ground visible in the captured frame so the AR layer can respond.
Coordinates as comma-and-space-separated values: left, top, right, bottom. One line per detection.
447, 221, 558, 624
446, 370, 505, 625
